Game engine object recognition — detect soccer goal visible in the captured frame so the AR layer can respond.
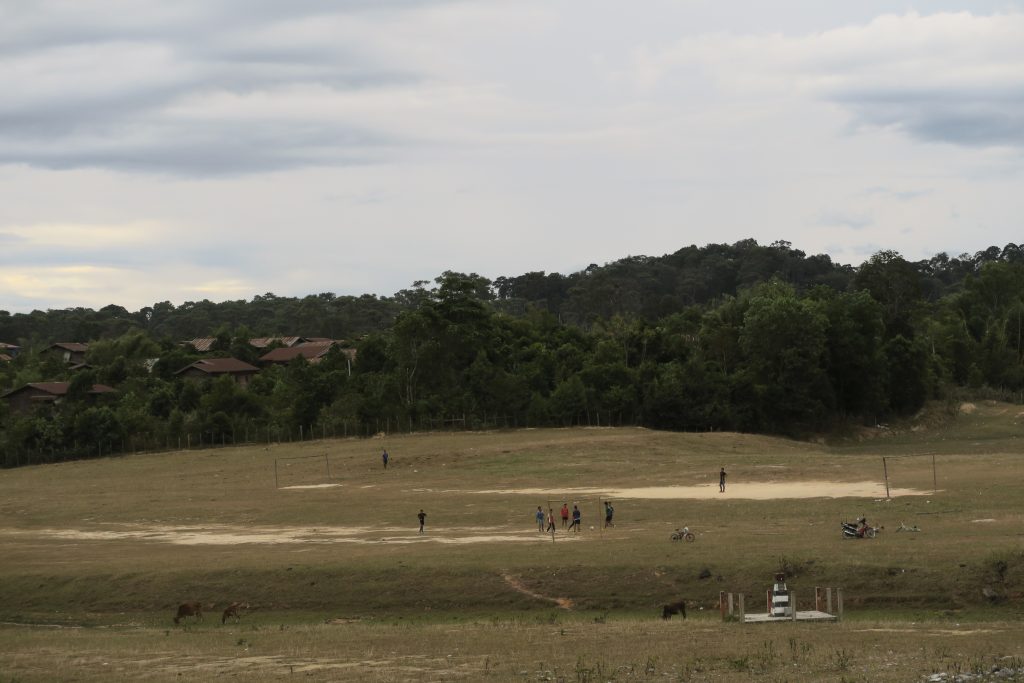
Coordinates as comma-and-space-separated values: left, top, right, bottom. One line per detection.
274, 453, 331, 488
881, 454, 939, 497
545, 495, 609, 534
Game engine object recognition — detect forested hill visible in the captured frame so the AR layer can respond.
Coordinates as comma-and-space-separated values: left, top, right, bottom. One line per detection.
1, 239, 1018, 343
3, 239, 1024, 467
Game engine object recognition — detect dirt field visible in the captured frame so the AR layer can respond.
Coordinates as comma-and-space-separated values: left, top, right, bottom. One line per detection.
0, 402, 1022, 681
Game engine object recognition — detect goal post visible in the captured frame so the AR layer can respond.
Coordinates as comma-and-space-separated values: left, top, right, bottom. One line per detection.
881, 453, 938, 497
545, 494, 604, 535
274, 453, 331, 488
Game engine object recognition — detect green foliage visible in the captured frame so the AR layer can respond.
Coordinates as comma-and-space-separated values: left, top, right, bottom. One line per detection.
884, 335, 929, 415
4, 241, 1024, 463
740, 281, 832, 432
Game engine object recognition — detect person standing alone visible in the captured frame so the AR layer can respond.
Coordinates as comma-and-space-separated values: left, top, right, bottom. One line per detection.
417, 509, 426, 533
382, 449, 389, 469
719, 467, 727, 493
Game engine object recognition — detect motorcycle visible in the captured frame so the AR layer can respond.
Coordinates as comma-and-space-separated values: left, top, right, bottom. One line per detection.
671, 526, 696, 542
841, 517, 880, 539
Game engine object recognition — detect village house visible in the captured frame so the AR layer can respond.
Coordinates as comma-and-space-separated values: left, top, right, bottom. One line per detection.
174, 358, 259, 386
258, 340, 356, 370
0, 342, 20, 362
1, 381, 116, 414
181, 336, 309, 352
44, 342, 89, 365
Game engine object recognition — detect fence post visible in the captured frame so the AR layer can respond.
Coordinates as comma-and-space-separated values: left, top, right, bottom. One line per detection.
836, 588, 844, 621
791, 590, 797, 621
738, 593, 745, 621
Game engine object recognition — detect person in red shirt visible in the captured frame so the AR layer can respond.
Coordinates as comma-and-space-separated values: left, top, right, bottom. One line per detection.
560, 503, 570, 528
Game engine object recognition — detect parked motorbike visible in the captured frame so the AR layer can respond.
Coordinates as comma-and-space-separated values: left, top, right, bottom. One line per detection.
841, 517, 880, 539
671, 526, 696, 542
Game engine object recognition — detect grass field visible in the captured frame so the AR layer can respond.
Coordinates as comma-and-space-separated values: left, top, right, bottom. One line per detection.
1, 401, 1022, 681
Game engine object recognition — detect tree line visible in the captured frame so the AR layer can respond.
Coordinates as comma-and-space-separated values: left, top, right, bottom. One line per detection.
2, 240, 1023, 467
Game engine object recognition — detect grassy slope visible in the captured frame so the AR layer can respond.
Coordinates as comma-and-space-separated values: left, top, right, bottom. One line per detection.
1, 402, 1022, 680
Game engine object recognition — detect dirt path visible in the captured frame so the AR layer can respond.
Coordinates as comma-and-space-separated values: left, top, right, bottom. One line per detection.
472, 481, 930, 500
501, 573, 573, 610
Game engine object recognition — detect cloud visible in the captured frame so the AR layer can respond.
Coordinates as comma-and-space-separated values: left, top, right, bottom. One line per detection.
0, 222, 173, 270
627, 11, 1024, 149
814, 210, 873, 230
0, 263, 259, 312
0, 1, 461, 176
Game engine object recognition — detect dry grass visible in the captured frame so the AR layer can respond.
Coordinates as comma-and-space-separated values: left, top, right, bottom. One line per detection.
1, 617, 1022, 682
1, 401, 1023, 681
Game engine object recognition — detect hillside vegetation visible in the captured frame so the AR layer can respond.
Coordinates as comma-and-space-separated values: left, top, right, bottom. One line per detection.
4, 240, 1024, 467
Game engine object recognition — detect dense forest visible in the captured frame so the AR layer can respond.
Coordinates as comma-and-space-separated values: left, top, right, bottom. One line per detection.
2, 239, 1023, 467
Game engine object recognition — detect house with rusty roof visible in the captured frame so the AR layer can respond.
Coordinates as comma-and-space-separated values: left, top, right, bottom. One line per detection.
181, 336, 309, 352
249, 336, 307, 349
181, 337, 218, 353
45, 342, 89, 365
2, 381, 116, 414
0, 342, 20, 362
258, 340, 356, 367
175, 358, 260, 386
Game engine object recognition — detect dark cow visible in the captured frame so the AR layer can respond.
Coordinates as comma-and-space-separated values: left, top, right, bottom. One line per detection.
661, 601, 687, 620
174, 602, 204, 624
222, 602, 249, 624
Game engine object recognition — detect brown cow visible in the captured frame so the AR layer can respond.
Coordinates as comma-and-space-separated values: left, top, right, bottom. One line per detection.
661, 601, 686, 619
222, 602, 249, 624
174, 602, 204, 624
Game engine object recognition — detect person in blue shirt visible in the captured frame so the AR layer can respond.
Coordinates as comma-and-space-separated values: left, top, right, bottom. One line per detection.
382, 449, 389, 469
535, 506, 545, 532
570, 505, 581, 533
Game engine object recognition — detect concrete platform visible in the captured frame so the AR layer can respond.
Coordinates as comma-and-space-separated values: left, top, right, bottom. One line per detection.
743, 610, 838, 624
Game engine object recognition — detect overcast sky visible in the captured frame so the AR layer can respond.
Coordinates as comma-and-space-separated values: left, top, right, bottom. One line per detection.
2, 1, 1023, 314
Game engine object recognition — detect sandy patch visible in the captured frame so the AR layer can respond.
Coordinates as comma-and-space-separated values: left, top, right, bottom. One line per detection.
280, 483, 341, 490
470, 481, 927, 500
0, 524, 552, 547
855, 628, 1000, 636
971, 518, 997, 523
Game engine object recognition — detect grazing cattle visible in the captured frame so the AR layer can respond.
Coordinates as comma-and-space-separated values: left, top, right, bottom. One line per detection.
222, 602, 249, 624
174, 602, 204, 624
661, 601, 687, 620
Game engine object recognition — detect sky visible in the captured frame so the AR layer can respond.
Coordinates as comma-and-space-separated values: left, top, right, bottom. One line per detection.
2, 1, 1023, 314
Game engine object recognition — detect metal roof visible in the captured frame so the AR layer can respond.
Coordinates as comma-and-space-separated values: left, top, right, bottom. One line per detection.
48, 342, 89, 352
249, 336, 305, 349
175, 358, 260, 375
2, 382, 116, 398
258, 341, 337, 363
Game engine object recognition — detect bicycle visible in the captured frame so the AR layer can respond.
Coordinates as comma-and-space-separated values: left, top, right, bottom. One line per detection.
671, 526, 696, 542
